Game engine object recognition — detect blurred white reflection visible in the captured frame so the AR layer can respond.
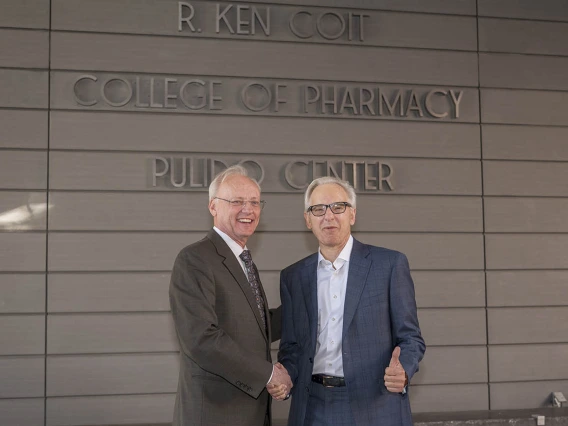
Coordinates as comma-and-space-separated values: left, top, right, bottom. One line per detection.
0, 202, 52, 230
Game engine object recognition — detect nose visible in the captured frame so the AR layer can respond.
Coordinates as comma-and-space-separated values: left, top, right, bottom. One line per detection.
241, 201, 254, 212
323, 207, 336, 219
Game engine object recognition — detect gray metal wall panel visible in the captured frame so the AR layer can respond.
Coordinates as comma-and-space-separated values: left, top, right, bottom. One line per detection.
0, 274, 45, 313
487, 271, 568, 307
0, 70, 48, 108
485, 198, 568, 232
0, 0, 50, 29
48, 192, 212, 231
46, 394, 175, 426
411, 384, 489, 412
0, 110, 48, 149
0, 29, 49, 68
47, 353, 178, 396
0, 398, 44, 426
48, 272, 170, 313
259, 272, 282, 307
480, 53, 568, 91
484, 161, 568, 197
49, 152, 482, 195
0, 191, 47, 231
51, 0, 477, 51
52, 0, 477, 17
479, 18, 568, 56
0, 151, 47, 190
481, 89, 568, 126
413, 271, 485, 308
489, 344, 568, 382
48, 232, 195, 272
486, 235, 568, 270
0, 233, 46, 272
354, 196, 482, 232
47, 313, 177, 354
356, 234, 484, 271
483, 125, 568, 161
418, 308, 486, 346
0, 356, 44, 397
48, 192, 482, 232
478, 0, 568, 22
50, 112, 481, 158
412, 346, 487, 385
48, 232, 484, 272
488, 307, 568, 344
490, 381, 568, 410
233, 0, 476, 15
0, 315, 45, 355
50, 33, 479, 86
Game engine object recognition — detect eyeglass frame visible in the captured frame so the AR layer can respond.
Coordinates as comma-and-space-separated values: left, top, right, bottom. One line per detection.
213, 197, 266, 211
306, 202, 352, 216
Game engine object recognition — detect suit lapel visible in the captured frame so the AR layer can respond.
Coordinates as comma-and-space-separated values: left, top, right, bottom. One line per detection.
207, 230, 268, 342
342, 239, 371, 337
300, 254, 319, 353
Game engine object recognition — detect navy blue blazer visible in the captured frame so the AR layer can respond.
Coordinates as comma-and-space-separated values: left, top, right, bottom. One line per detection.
278, 238, 426, 426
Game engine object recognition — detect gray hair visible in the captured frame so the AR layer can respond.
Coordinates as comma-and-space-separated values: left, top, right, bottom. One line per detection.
208, 165, 261, 200
304, 177, 357, 211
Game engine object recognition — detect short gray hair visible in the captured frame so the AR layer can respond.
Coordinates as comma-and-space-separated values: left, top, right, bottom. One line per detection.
304, 177, 357, 211
208, 165, 261, 200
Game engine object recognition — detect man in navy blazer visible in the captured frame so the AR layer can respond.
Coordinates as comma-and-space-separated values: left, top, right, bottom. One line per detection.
275, 177, 425, 426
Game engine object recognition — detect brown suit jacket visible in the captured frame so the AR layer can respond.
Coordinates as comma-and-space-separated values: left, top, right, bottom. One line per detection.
169, 229, 277, 426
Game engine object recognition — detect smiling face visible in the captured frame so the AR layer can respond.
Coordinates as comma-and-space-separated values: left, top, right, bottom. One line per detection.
304, 183, 356, 253
209, 174, 261, 248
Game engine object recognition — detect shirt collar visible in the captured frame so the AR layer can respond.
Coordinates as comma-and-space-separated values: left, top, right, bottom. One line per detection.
213, 226, 247, 259
317, 235, 354, 269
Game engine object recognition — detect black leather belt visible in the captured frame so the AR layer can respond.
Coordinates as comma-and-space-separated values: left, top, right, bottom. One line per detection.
311, 374, 346, 388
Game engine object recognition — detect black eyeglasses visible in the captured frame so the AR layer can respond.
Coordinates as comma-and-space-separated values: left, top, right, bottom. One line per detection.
214, 197, 266, 210
307, 202, 352, 216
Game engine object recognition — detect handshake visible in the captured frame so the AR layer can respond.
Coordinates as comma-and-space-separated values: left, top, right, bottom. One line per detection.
266, 362, 292, 401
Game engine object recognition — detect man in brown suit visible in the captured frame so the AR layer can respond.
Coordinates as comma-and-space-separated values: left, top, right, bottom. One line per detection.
169, 165, 291, 426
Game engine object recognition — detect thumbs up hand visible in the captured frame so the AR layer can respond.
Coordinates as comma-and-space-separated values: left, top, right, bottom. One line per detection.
384, 346, 408, 393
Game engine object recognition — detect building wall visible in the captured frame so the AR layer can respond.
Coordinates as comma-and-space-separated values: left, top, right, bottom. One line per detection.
0, 0, 567, 424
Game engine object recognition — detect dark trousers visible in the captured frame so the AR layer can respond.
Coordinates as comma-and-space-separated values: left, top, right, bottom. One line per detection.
304, 382, 356, 426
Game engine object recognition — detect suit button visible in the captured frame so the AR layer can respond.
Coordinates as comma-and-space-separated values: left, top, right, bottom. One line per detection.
309, 357, 313, 363
305, 386, 310, 393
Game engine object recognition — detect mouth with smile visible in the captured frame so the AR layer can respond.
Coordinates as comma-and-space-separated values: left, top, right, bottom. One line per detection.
238, 218, 254, 224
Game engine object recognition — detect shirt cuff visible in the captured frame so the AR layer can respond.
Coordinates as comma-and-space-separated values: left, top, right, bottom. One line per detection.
267, 365, 274, 385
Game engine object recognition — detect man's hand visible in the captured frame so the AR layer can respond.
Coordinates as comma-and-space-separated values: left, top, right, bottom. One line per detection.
267, 363, 292, 401
384, 346, 408, 393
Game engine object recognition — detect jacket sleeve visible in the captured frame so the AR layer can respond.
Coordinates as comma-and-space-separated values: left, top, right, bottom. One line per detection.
277, 268, 300, 387
169, 248, 273, 398
389, 252, 426, 381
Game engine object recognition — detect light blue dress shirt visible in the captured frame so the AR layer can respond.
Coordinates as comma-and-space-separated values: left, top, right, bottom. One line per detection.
313, 235, 354, 377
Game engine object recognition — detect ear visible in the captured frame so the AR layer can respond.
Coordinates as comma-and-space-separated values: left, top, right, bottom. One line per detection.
304, 212, 312, 230
209, 199, 217, 217
349, 208, 356, 226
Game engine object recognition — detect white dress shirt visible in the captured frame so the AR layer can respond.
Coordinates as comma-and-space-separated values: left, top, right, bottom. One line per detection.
213, 226, 247, 275
313, 235, 353, 377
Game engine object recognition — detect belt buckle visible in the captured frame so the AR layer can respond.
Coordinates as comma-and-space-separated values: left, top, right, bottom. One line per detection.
322, 376, 334, 388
